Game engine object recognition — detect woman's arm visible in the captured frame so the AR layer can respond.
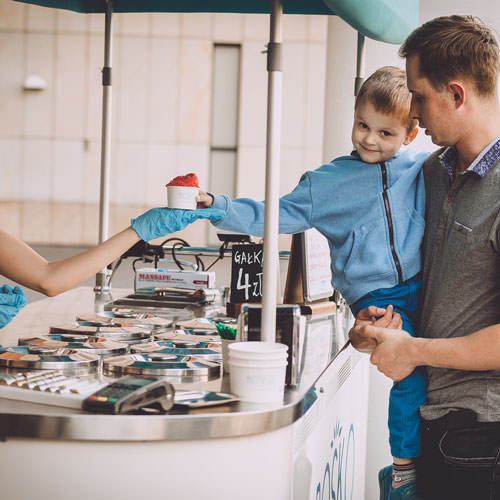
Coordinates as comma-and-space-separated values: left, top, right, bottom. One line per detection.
0, 206, 225, 297
0, 227, 139, 297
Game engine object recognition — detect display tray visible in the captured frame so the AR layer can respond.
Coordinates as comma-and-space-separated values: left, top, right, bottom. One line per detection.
125, 292, 207, 304
103, 353, 221, 382
173, 390, 239, 408
0, 346, 100, 373
175, 318, 218, 332
132, 339, 219, 350
0, 383, 95, 408
18, 336, 128, 357
154, 330, 221, 343
130, 341, 221, 361
49, 324, 153, 344
76, 313, 173, 329
104, 299, 197, 321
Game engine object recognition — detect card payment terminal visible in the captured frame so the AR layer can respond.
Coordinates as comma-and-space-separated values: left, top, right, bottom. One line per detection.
82, 376, 175, 414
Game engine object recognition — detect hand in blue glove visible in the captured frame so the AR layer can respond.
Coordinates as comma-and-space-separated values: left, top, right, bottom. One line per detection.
131, 207, 226, 242
0, 285, 27, 329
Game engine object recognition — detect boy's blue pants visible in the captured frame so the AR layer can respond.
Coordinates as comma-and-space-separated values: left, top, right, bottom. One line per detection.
351, 274, 427, 459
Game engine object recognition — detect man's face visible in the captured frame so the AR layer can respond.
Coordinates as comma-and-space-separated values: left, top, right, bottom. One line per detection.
406, 55, 457, 147
351, 100, 412, 164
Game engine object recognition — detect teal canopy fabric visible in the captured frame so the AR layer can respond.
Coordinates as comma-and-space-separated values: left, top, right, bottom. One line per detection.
14, 0, 419, 44
14, 0, 334, 15
322, 0, 419, 44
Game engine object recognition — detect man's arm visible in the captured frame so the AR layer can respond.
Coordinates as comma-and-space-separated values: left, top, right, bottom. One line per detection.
356, 323, 500, 381
348, 305, 402, 353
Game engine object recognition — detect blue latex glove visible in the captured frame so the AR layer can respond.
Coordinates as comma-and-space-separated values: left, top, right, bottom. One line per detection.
0, 285, 27, 329
131, 207, 226, 242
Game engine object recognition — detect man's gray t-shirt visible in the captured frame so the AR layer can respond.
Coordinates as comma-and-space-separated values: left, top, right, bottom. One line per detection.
418, 149, 500, 422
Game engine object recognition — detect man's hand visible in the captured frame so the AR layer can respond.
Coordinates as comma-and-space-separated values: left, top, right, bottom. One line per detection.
357, 325, 418, 381
349, 305, 402, 353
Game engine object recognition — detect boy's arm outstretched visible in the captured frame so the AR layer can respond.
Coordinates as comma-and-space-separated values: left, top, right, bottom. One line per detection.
196, 173, 315, 237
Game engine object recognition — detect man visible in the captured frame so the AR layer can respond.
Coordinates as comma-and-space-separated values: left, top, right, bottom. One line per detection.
350, 15, 500, 500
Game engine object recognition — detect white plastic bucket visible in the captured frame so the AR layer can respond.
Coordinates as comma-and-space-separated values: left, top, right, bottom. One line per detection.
228, 356, 286, 366
229, 359, 287, 403
228, 344, 288, 403
228, 341, 288, 360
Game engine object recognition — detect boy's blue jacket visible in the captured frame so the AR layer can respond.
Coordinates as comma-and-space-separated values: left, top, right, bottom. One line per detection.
212, 148, 429, 305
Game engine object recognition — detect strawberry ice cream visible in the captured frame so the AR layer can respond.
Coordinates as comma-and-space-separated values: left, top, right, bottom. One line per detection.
166, 173, 199, 188
166, 173, 200, 210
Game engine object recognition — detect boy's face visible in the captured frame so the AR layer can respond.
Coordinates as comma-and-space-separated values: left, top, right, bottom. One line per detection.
351, 100, 413, 164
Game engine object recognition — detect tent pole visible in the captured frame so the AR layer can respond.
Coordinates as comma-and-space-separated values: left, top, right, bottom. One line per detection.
354, 32, 366, 96
261, 0, 283, 343
95, 0, 114, 294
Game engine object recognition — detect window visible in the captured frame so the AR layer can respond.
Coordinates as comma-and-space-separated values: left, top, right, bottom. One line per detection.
207, 44, 241, 246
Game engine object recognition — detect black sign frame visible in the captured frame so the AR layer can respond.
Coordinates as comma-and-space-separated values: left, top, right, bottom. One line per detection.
230, 243, 264, 303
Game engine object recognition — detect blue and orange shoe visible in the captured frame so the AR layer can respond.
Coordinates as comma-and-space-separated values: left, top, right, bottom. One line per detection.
378, 465, 421, 500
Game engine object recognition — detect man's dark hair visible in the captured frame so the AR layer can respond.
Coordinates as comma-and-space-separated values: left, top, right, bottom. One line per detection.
399, 15, 499, 97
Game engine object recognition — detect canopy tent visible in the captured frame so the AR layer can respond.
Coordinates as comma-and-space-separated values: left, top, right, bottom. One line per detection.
15, 0, 418, 42
14, 0, 419, 342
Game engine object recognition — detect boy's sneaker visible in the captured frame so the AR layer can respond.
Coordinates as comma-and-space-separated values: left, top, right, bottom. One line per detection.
378, 465, 421, 500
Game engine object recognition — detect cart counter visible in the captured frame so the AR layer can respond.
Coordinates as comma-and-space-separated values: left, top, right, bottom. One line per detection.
0, 287, 369, 500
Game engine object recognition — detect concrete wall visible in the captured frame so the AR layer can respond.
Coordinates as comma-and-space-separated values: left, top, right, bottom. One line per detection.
0, 2, 327, 249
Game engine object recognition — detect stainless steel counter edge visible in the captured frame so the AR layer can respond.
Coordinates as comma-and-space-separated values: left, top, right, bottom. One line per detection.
0, 344, 359, 442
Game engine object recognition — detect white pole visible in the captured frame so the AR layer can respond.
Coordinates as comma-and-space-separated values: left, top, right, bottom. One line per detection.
261, 0, 283, 343
322, 16, 357, 163
95, 0, 113, 293
355, 32, 366, 96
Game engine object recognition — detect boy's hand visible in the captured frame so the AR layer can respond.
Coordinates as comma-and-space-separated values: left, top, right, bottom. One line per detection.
349, 305, 402, 353
196, 190, 214, 208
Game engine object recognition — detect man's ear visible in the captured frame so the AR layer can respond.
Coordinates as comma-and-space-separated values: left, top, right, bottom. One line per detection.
449, 82, 465, 107
403, 126, 418, 145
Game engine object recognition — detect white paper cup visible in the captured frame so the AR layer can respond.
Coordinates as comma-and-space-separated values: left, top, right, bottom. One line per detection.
167, 185, 198, 210
228, 342, 288, 403
221, 338, 234, 374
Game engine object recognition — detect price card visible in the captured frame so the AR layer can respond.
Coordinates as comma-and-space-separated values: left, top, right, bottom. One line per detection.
230, 243, 263, 303
302, 228, 333, 302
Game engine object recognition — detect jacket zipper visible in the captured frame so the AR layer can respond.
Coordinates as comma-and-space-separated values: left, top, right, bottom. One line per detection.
380, 161, 403, 284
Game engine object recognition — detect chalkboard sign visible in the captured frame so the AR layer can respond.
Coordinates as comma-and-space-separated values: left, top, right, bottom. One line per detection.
230, 243, 263, 303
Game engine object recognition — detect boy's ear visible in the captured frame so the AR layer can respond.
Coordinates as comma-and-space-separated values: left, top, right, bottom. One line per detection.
403, 127, 418, 145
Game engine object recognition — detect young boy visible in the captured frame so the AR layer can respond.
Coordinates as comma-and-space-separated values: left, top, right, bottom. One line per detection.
197, 66, 428, 500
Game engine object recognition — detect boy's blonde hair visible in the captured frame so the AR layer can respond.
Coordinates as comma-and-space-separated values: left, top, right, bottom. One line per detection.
399, 15, 499, 97
355, 66, 417, 133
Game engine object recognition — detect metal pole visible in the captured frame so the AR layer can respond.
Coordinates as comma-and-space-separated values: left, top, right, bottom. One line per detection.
95, 0, 113, 294
261, 0, 283, 343
322, 16, 356, 163
354, 32, 366, 96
